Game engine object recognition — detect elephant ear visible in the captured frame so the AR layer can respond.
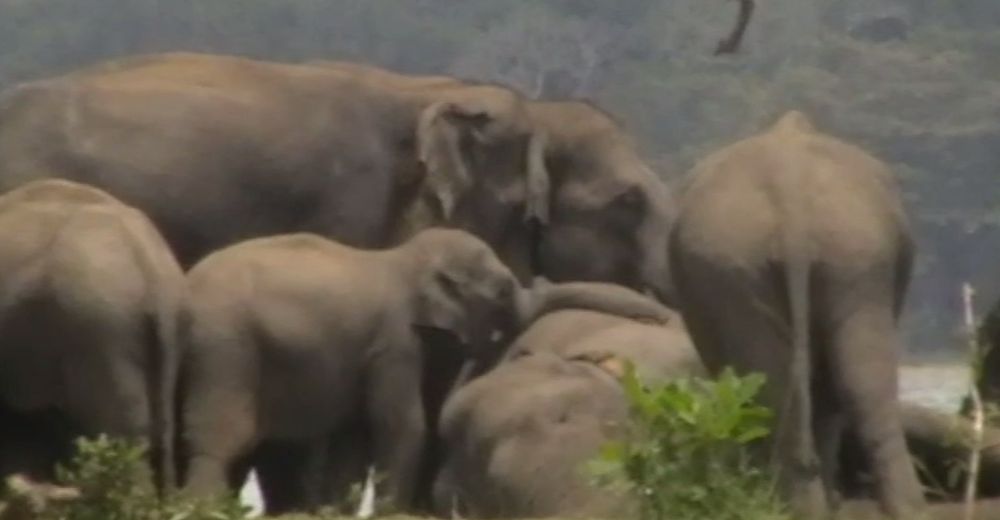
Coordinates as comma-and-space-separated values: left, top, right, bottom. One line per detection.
525, 129, 551, 224
417, 267, 471, 342
417, 101, 491, 221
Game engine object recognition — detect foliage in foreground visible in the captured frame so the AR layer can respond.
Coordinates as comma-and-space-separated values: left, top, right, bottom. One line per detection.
589, 366, 790, 520
0, 435, 250, 520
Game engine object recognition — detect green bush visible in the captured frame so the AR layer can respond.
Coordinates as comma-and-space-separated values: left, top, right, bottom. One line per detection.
1, 434, 252, 520
589, 365, 790, 520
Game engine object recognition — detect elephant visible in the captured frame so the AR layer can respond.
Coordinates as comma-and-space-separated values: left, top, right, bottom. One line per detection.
304, 59, 678, 302
0, 52, 674, 302
433, 304, 704, 519
669, 110, 926, 519
252, 279, 677, 516
177, 228, 678, 514
0, 179, 184, 493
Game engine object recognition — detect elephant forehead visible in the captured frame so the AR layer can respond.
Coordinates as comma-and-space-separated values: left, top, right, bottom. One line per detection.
471, 366, 625, 437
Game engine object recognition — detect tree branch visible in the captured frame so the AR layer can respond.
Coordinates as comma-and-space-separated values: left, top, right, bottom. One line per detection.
714, 0, 755, 55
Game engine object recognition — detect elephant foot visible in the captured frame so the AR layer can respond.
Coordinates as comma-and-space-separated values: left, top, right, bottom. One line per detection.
181, 455, 234, 500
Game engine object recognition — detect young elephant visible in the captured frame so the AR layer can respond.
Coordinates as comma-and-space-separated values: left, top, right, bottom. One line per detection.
179, 228, 527, 510
433, 306, 704, 519
0, 179, 184, 492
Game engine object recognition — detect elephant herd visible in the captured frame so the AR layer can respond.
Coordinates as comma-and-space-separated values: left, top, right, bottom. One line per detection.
0, 51, 988, 520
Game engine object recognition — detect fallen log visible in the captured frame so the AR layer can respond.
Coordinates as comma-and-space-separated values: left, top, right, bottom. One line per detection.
900, 402, 1000, 498
836, 498, 1000, 520
840, 402, 1000, 500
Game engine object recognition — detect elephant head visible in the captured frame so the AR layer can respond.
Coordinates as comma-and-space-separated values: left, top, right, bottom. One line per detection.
400, 86, 553, 284
407, 229, 519, 345
525, 101, 676, 304
414, 88, 548, 221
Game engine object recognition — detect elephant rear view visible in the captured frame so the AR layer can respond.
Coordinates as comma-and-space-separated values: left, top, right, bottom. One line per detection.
0, 179, 184, 492
669, 111, 926, 519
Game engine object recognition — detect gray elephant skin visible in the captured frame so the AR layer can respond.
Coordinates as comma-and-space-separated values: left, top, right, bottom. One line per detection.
177, 227, 677, 514
433, 306, 703, 519
669, 110, 926, 519
0, 52, 674, 301
178, 228, 518, 510
0, 179, 184, 493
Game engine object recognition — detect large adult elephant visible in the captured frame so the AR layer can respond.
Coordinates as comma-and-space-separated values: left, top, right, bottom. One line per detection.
669, 111, 926, 519
0, 52, 674, 300
305, 59, 677, 300
0, 179, 184, 494
433, 305, 703, 519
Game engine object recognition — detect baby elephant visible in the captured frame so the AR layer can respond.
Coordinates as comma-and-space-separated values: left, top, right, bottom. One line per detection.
180, 228, 521, 510
0, 179, 184, 492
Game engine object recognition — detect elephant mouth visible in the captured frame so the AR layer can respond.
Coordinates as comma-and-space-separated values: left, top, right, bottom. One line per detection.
413, 324, 469, 345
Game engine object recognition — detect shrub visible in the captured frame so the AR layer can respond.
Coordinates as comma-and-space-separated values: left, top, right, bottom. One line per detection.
589, 365, 790, 520
1, 434, 251, 520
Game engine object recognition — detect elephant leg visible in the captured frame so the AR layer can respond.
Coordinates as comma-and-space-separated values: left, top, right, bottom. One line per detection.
415, 329, 466, 513
828, 307, 925, 518
227, 454, 254, 492
814, 407, 846, 511
673, 260, 827, 516
320, 425, 372, 513
368, 350, 426, 511
181, 381, 257, 498
431, 463, 466, 519
253, 438, 327, 515
812, 347, 847, 510
61, 332, 158, 487
0, 407, 72, 482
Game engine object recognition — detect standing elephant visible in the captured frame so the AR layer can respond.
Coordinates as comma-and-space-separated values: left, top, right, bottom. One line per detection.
524, 100, 675, 301
433, 305, 703, 519
0, 53, 674, 301
178, 228, 675, 513
669, 111, 926, 519
0, 179, 183, 493
304, 59, 678, 300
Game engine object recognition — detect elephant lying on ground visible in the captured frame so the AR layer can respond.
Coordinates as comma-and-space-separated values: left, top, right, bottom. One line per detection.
253, 280, 677, 515
0, 179, 183, 493
178, 228, 676, 514
0, 53, 674, 302
433, 306, 703, 519
669, 110, 926, 519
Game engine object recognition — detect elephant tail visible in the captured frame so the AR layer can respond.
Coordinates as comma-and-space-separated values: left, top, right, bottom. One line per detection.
775, 207, 815, 473
150, 287, 182, 494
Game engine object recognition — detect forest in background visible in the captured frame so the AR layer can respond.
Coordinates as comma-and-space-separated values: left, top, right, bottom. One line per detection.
1, 0, 998, 357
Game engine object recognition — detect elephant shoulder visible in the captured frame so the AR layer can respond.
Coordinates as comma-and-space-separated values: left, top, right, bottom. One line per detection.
0, 179, 122, 213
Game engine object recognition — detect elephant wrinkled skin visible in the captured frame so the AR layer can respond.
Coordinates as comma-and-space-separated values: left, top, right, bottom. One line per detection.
0, 53, 674, 301
669, 111, 926, 519
433, 306, 703, 519
0, 179, 184, 493
179, 228, 524, 510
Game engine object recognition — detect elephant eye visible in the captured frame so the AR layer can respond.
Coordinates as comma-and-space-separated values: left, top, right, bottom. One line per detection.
435, 271, 463, 299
